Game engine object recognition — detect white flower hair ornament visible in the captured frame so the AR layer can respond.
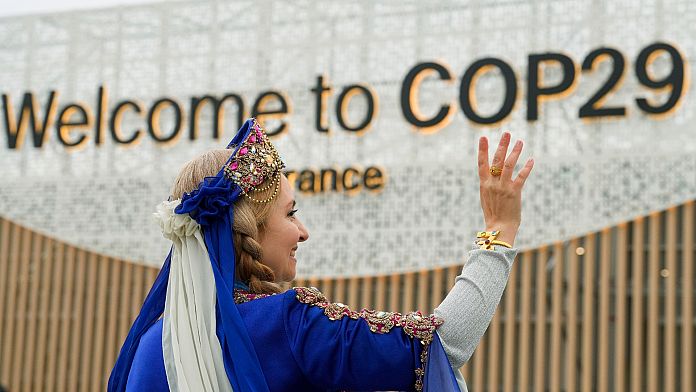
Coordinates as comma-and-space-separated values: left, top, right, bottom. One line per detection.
153, 199, 200, 240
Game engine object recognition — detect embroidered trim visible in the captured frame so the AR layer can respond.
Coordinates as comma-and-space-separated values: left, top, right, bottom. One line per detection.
233, 289, 273, 304
293, 286, 443, 391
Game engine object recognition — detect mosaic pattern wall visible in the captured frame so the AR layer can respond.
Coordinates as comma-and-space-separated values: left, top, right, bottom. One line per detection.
1, 0, 695, 276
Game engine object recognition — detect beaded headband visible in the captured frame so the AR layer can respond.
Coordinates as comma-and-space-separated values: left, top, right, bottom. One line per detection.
223, 118, 285, 203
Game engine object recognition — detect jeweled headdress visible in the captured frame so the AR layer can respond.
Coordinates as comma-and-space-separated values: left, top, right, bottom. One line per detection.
223, 118, 285, 203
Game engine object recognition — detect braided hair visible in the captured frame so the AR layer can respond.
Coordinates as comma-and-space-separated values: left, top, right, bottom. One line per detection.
170, 149, 282, 294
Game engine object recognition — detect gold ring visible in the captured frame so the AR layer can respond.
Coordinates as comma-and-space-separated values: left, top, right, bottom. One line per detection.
489, 166, 503, 177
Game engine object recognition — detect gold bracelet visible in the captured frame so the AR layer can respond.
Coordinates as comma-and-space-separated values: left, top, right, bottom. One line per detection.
476, 230, 512, 250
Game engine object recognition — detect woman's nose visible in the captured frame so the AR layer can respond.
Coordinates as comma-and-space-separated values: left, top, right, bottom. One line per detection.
297, 219, 309, 242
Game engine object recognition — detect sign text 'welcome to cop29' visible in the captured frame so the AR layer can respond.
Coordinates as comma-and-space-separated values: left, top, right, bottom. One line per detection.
2, 42, 687, 151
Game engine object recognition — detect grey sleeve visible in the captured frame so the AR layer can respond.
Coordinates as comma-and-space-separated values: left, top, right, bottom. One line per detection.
433, 247, 517, 368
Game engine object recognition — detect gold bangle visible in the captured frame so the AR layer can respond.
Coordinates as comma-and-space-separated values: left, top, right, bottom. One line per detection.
490, 239, 512, 248
475, 230, 512, 250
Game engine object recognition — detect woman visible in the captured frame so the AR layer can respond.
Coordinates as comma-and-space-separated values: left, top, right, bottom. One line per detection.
109, 118, 534, 391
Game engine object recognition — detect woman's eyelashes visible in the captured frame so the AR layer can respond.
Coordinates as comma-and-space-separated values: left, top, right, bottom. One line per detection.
288, 209, 298, 218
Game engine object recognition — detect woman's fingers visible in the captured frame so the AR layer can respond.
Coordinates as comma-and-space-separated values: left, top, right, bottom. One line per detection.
478, 136, 490, 180
513, 158, 535, 188
502, 140, 523, 181
490, 132, 511, 176
480, 132, 532, 187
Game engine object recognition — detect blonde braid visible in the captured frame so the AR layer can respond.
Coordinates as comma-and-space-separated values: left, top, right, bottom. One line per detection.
233, 204, 281, 294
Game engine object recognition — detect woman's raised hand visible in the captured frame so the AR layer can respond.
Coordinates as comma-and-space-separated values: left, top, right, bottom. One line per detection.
477, 132, 534, 247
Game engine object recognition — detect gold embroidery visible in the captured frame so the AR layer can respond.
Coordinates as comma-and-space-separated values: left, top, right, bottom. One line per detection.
400, 312, 440, 345
323, 302, 357, 320
360, 309, 399, 334
294, 286, 328, 304
293, 286, 443, 391
233, 289, 272, 304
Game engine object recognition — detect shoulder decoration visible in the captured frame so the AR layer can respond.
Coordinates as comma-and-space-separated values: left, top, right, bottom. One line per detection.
233, 288, 274, 304
293, 286, 443, 392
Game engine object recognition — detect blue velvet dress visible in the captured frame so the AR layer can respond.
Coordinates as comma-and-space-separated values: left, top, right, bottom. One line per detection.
125, 287, 460, 392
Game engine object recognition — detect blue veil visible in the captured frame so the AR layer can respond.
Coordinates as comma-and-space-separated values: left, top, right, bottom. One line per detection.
108, 119, 269, 391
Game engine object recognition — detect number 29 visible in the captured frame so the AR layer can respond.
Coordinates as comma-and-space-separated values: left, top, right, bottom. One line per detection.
528, 42, 687, 119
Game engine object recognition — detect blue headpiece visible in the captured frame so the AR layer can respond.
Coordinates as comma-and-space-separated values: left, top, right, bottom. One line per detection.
108, 118, 283, 391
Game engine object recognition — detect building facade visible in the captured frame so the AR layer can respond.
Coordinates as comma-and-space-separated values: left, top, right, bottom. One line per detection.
0, 1, 694, 391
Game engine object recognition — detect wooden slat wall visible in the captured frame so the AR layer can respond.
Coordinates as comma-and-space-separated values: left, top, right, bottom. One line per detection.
0, 221, 158, 392
683, 202, 694, 392
533, 246, 549, 392
647, 213, 661, 392
631, 216, 646, 392
581, 233, 596, 392
615, 224, 628, 392
550, 241, 565, 392
1, 202, 696, 391
517, 251, 533, 392
565, 238, 580, 392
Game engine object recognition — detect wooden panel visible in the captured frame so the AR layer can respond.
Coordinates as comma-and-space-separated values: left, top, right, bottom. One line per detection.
566, 238, 580, 392
682, 202, 694, 392
32, 237, 54, 392
91, 256, 111, 391
375, 275, 386, 310
22, 232, 44, 392
322, 278, 333, 305
486, 266, 502, 391
117, 261, 134, 357
56, 245, 76, 391
0, 219, 11, 380
79, 253, 99, 391
647, 213, 660, 392
431, 268, 443, 311
11, 228, 32, 389
597, 229, 611, 392
0, 225, 24, 388
44, 241, 64, 392
614, 224, 628, 392
131, 264, 145, 323
549, 242, 564, 392
403, 272, 415, 313
362, 276, 373, 310
581, 233, 596, 392
630, 217, 645, 392
486, 310, 502, 392
533, 246, 549, 392
103, 259, 122, 390
388, 274, 400, 313
417, 270, 429, 312
334, 278, 345, 303
664, 208, 677, 392
67, 249, 87, 392
347, 277, 359, 309
517, 252, 533, 392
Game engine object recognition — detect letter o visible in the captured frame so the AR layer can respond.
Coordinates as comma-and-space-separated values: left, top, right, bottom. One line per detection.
460, 58, 517, 125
